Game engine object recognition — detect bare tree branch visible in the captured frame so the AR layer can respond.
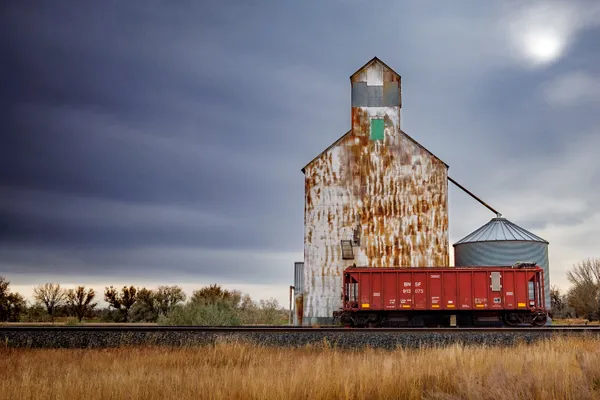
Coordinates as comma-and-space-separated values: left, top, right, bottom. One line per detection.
33, 283, 66, 323
66, 286, 97, 322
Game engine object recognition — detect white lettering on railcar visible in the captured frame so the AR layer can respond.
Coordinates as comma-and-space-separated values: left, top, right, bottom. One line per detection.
431, 275, 440, 278
414, 289, 424, 294
404, 282, 412, 287
373, 292, 380, 296
415, 282, 422, 287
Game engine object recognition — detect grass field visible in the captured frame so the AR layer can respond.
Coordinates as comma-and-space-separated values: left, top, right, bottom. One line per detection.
552, 318, 600, 325
1, 337, 600, 400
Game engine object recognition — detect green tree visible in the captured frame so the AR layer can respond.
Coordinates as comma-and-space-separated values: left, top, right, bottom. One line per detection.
191, 284, 241, 307
159, 284, 284, 326
158, 302, 242, 326
258, 298, 283, 325
66, 286, 98, 322
129, 286, 187, 322
33, 283, 66, 323
156, 285, 186, 316
23, 303, 49, 322
0, 277, 26, 322
159, 284, 240, 326
129, 288, 158, 322
104, 286, 138, 322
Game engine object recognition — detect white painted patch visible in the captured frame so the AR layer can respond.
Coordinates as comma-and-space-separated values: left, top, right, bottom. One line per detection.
366, 62, 383, 86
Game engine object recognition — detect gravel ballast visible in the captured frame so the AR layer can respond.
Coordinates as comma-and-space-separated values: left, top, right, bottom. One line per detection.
2, 327, 599, 349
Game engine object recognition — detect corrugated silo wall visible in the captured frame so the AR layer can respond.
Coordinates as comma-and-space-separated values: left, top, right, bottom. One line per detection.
454, 241, 550, 311
303, 61, 449, 325
293, 262, 304, 326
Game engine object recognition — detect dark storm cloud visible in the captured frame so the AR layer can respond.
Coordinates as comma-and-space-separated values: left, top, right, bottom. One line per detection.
1, 2, 313, 252
1, 1, 600, 297
0, 243, 292, 285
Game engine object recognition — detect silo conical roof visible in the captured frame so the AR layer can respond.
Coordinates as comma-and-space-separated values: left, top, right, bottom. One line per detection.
454, 217, 549, 245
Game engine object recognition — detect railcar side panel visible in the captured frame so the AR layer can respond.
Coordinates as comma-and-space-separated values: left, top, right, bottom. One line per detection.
399, 272, 413, 309
443, 272, 457, 310
515, 271, 528, 309
372, 272, 382, 309
472, 271, 488, 310
360, 273, 371, 310
458, 272, 472, 309
383, 272, 397, 309
413, 272, 427, 309
503, 271, 515, 309
429, 273, 442, 309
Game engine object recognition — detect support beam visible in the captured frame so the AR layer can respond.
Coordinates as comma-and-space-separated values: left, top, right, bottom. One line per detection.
448, 176, 502, 218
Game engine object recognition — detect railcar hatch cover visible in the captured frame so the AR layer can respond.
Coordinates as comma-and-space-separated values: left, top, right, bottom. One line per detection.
490, 272, 502, 291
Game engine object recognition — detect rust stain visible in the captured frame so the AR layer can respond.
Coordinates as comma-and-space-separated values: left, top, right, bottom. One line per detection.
295, 294, 303, 326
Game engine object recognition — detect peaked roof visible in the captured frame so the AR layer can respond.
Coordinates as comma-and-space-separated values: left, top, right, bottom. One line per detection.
349, 56, 400, 80
454, 218, 549, 245
301, 129, 448, 173
301, 130, 351, 173
301, 57, 446, 173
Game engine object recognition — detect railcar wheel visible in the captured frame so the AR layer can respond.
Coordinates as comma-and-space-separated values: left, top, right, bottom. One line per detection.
503, 313, 519, 327
355, 315, 369, 328
340, 313, 354, 328
532, 313, 548, 326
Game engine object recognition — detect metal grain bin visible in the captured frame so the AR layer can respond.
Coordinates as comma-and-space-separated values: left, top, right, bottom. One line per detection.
453, 217, 550, 313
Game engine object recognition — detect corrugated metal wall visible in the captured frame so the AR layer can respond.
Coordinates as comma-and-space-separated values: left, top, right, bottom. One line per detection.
293, 262, 304, 326
454, 241, 551, 311
302, 59, 449, 325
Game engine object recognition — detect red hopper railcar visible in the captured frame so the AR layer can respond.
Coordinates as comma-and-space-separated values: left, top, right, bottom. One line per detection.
334, 263, 548, 327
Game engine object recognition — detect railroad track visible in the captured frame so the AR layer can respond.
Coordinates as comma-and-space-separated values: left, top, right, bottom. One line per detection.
3, 325, 599, 348
2, 325, 600, 332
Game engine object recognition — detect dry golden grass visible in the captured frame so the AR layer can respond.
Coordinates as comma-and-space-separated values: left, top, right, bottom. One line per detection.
1, 337, 600, 400
553, 318, 600, 325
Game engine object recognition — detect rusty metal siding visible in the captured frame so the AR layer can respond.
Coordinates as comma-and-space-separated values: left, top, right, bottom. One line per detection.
352, 83, 393, 107
383, 81, 401, 106
367, 86, 383, 106
351, 83, 368, 107
303, 59, 449, 324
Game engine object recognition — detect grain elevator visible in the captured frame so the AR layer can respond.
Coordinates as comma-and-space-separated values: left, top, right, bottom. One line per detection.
296, 57, 449, 325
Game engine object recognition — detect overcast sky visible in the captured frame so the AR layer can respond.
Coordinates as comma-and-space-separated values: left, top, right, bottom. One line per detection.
2, 1, 600, 306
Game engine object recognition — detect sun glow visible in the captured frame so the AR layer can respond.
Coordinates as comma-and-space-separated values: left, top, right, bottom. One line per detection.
504, 2, 587, 68
522, 30, 565, 64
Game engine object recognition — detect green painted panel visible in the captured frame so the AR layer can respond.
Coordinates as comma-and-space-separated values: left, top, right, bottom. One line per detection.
370, 119, 384, 141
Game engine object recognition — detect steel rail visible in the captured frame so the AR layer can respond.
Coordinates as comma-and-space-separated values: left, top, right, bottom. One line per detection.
1, 325, 600, 333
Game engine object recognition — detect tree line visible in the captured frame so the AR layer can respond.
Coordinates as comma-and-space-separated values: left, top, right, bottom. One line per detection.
0, 278, 287, 325
4, 257, 600, 324
550, 258, 600, 321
